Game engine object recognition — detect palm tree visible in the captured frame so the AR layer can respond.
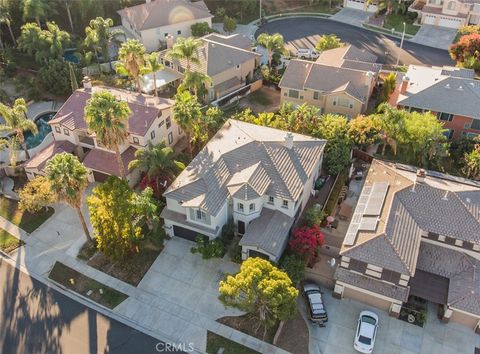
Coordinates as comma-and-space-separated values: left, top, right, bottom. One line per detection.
141, 52, 164, 97
45, 153, 91, 241
179, 71, 211, 100
172, 91, 202, 156
84, 17, 124, 71
256, 33, 287, 68
0, 9, 16, 46
84, 91, 131, 179
116, 39, 146, 93
23, 0, 50, 27
376, 103, 406, 156
0, 98, 38, 161
128, 141, 185, 192
166, 37, 202, 72
44, 21, 70, 59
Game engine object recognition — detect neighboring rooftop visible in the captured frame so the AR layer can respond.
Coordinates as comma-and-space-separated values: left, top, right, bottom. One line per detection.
118, 0, 212, 31
315, 44, 381, 73
24, 140, 76, 171
83, 146, 137, 176
164, 119, 326, 215
49, 86, 173, 136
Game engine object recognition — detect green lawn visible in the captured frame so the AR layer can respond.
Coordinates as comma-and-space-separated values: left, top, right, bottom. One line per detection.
0, 230, 24, 253
383, 14, 420, 36
49, 261, 128, 309
0, 196, 54, 233
206, 331, 260, 354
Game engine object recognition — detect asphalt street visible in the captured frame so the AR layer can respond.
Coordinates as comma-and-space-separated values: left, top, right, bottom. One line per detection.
256, 17, 455, 66
0, 259, 183, 354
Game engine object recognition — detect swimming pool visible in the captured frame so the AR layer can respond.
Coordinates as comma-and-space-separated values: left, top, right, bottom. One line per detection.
63, 49, 80, 64
24, 112, 56, 149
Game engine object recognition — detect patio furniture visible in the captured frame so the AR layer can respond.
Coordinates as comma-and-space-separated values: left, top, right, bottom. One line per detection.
339, 202, 353, 221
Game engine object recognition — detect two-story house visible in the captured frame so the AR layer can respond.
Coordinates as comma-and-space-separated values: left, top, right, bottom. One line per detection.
279, 45, 381, 119
118, 0, 213, 52
160, 119, 326, 262
334, 159, 480, 332
409, 0, 480, 28
160, 33, 261, 103
25, 77, 183, 186
389, 65, 480, 139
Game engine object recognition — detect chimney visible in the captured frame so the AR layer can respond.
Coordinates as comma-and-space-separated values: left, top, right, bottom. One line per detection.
400, 76, 409, 94
166, 34, 174, 49
82, 76, 92, 90
365, 71, 374, 86
416, 169, 426, 183
284, 132, 293, 149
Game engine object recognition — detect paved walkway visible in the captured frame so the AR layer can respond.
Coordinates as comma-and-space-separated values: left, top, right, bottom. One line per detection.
330, 8, 371, 27
0, 198, 289, 354
410, 25, 457, 50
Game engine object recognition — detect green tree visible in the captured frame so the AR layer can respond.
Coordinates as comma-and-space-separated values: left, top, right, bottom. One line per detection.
178, 71, 211, 100
0, 98, 37, 160
128, 141, 185, 191
39, 59, 80, 96
115, 39, 145, 93
141, 52, 164, 97
219, 257, 299, 338
166, 36, 202, 72
256, 32, 286, 68
280, 254, 306, 286
46, 153, 91, 241
84, 91, 131, 179
19, 176, 55, 213
376, 103, 406, 156
463, 144, 480, 180
0, 8, 16, 46
87, 176, 142, 261
0, 136, 19, 166
223, 16, 237, 34
23, 0, 50, 27
172, 90, 202, 156
134, 187, 160, 231
84, 17, 124, 71
379, 72, 396, 103
348, 115, 381, 148
315, 34, 343, 52
275, 102, 320, 134
191, 22, 213, 37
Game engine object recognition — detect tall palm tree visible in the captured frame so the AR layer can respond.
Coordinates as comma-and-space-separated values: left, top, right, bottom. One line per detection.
44, 21, 70, 59
141, 52, 164, 97
0, 9, 16, 46
45, 153, 91, 241
23, 0, 50, 27
256, 33, 287, 68
172, 90, 202, 156
0, 98, 38, 161
84, 91, 131, 179
179, 71, 211, 100
376, 103, 406, 156
84, 17, 124, 71
128, 141, 185, 191
166, 36, 202, 72
116, 39, 145, 93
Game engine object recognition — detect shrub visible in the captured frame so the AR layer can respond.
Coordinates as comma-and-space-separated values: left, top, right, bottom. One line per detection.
39, 59, 81, 96
191, 235, 225, 259
223, 16, 237, 33
289, 225, 325, 264
220, 221, 235, 243
303, 204, 326, 228
280, 254, 306, 286
191, 22, 213, 37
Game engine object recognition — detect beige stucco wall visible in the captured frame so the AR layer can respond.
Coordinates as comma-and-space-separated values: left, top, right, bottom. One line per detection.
210, 57, 258, 99
450, 308, 480, 330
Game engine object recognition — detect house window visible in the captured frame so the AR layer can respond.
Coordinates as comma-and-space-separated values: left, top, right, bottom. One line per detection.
249, 203, 255, 212
437, 112, 453, 122
236, 64, 240, 70
237, 203, 244, 212
177, 30, 181, 35
166, 117, 171, 129
268, 196, 274, 205
337, 98, 350, 107
151, 130, 155, 139
313, 91, 320, 100
164, 33, 169, 37
288, 90, 299, 99
63, 129, 70, 136
196, 210, 206, 221
168, 132, 173, 144
133, 137, 139, 144
381, 269, 401, 284
447, 1, 455, 9
471, 119, 480, 130
282, 200, 288, 209
159, 120, 165, 128
55, 126, 61, 133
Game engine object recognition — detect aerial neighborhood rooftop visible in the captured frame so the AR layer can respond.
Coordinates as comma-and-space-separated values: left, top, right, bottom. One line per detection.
1, 0, 480, 353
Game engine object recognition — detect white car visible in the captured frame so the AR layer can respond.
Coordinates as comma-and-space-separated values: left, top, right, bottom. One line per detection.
296, 48, 319, 60
354, 311, 378, 353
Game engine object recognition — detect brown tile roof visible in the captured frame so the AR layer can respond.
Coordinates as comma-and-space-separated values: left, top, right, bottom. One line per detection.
203, 33, 252, 50
49, 87, 173, 136
117, 0, 212, 31
83, 146, 137, 177
24, 140, 76, 171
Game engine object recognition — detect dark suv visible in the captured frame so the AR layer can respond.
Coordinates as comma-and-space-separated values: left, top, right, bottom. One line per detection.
303, 282, 328, 325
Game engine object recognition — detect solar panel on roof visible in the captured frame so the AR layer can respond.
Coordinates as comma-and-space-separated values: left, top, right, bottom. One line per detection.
363, 182, 389, 216
358, 216, 379, 231
344, 185, 373, 246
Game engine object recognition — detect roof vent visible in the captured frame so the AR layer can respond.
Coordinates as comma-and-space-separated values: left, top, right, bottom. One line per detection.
416, 169, 426, 183
466, 197, 471, 203
284, 132, 294, 149
442, 190, 449, 201
411, 181, 416, 193
445, 83, 451, 89
458, 85, 463, 91
470, 82, 475, 87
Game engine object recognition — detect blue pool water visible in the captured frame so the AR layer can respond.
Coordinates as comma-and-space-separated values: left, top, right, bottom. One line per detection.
25, 112, 56, 149
63, 49, 80, 64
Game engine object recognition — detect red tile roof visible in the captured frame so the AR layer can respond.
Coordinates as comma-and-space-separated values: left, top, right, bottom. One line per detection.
24, 140, 76, 171
82, 146, 137, 176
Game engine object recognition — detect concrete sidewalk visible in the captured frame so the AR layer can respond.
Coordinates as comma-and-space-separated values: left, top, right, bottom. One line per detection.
1, 203, 289, 354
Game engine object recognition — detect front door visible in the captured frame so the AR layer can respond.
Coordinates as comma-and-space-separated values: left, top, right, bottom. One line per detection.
238, 221, 245, 234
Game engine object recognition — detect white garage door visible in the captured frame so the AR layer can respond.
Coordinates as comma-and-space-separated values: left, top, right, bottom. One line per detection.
423, 15, 436, 25
438, 17, 463, 28
346, 0, 365, 10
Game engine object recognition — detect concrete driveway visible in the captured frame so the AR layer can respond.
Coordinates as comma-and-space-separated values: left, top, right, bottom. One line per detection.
331, 9, 371, 27
410, 25, 457, 50
303, 290, 480, 354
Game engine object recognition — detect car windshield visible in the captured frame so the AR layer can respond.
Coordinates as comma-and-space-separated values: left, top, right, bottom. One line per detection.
362, 315, 377, 325
359, 335, 372, 345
